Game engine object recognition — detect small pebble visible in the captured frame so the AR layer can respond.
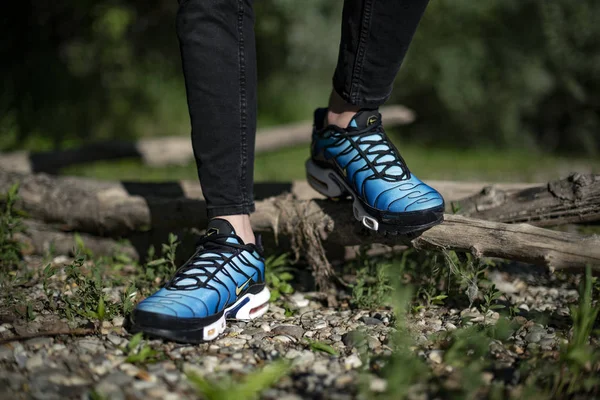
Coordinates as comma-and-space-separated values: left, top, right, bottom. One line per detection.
344, 354, 363, 370
370, 377, 388, 392
25, 353, 44, 371
525, 331, 543, 343
428, 350, 443, 364
290, 293, 310, 308
313, 321, 328, 330
445, 323, 457, 331
360, 317, 383, 326
273, 335, 295, 344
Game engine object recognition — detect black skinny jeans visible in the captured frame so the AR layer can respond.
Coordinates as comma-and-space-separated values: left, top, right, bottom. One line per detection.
177, 0, 429, 218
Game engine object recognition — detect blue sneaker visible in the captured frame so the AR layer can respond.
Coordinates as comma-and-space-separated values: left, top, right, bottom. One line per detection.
307, 108, 444, 235
132, 219, 270, 343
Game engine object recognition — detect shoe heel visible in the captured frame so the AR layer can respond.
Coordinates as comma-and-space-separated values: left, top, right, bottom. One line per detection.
305, 159, 346, 198
307, 159, 381, 231
231, 287, 270, 320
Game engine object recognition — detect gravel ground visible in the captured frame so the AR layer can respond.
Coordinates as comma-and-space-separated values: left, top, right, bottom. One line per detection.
0, 255, 596, 400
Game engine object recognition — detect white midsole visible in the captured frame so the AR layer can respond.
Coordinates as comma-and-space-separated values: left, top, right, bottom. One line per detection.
202, 287, 270, 341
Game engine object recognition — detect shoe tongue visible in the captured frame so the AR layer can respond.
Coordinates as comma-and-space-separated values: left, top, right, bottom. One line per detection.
206, 218, 236, 237
347, 109, 381, 131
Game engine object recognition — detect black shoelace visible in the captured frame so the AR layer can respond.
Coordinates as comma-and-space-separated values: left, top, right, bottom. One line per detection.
165, 233, 247, 291
342, 122, 411, 181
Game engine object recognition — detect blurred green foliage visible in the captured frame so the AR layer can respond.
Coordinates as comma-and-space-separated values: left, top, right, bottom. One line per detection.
394, 0, 600, 154
1, 0, 598, 154
1, 1, 185, 150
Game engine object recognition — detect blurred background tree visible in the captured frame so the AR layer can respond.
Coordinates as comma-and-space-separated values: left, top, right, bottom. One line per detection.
394, 0, 600, 155
1, 0, 598, 155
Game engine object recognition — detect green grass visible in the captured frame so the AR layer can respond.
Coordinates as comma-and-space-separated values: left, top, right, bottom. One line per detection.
63, 140, 600, 183
264, 253, 295, 302
0, 183, 24, 272
122, 332, 165, 365
187, 360, 292, 400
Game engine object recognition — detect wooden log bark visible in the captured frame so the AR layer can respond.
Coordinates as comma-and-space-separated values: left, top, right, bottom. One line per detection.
0, 169, 549, 237
18, 216, 405, 266
0, 105, 415, 173
16, 221, 213, 264
455, 173, 600, 227
1, 170, 599, 289
0, 170, 206, 236
249, 196, 600, 287
17, 220, 140, 260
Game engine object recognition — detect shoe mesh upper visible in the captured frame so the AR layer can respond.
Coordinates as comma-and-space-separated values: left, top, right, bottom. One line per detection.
311, 109, 444, 213
134, 219, 265, 319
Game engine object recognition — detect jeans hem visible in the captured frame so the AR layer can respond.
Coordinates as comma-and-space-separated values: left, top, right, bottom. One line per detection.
207, 203, 256, 218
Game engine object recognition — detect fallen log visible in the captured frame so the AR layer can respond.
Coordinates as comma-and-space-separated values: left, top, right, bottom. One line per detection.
16, 221, 210, 264
1, 170, 599, 289
11, 197, 600, 289
251, 196, 600, 287
455, 173, 600, 227
0, 169, 552, 237
17, 220, 139, 260
0, 105, 415, 173
17, 217, 406, 266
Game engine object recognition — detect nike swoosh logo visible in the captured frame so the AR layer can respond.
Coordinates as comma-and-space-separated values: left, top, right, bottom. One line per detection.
235, 277, 253, 296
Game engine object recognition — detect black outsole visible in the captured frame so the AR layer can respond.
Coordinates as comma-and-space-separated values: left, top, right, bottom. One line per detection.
129, 323, 216, 344
129, 306, 225, 344
352, 197, 444, 236
376, 212, 444, 236
130, 284, 267, 344
308, 165, 445, 236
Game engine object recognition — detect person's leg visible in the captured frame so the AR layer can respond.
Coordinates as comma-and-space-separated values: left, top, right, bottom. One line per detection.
308, 0, 444, 235
177, 0, 257, 244
329, 0, 429, 128
132, 0, 270, 344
